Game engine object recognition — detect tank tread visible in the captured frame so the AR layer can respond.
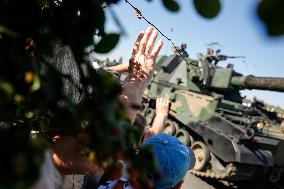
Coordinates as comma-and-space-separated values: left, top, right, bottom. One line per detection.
190, 169, 225, 180
189, 163, 235, 180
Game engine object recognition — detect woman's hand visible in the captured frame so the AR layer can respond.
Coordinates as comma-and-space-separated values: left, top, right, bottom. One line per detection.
128, 27, 163, 81
121, 27, 163, 123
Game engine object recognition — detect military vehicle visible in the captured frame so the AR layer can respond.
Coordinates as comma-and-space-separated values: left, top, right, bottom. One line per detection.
141, 45, 284, 182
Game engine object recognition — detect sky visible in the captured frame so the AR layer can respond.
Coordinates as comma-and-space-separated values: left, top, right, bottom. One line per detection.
98, 0, 284, 108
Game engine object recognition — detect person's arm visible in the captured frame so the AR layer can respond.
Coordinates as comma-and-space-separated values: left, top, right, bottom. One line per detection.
52, 135, 103, 175
107, 64, 129, 73
120, 27, 163, 123
51, 27, 163, 175
143, 97, 170, 142
150, 97, 170, 135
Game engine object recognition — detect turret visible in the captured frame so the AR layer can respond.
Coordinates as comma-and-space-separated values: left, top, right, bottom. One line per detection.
156, 50, 284, 98
207, 65, 284, 92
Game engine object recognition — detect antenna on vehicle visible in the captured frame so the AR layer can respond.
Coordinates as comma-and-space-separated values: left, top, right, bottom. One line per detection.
165, 28, 174, 56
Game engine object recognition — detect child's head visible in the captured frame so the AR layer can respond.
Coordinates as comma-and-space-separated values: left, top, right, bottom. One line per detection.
140, 134, 195, 189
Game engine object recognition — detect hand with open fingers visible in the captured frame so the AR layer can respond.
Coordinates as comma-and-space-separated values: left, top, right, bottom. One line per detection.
155, 97, 170, 117
128, 26, 163, 81
142, 97, 170, 143
121, 27, 163, 123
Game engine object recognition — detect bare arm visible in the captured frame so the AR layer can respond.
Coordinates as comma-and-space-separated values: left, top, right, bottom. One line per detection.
150, 97, 170, 135
52, 136, 103, 175
120, 27, 163, 123
107, 64, 129, 73
51, 28, 163, 175
143, 97, 170, 142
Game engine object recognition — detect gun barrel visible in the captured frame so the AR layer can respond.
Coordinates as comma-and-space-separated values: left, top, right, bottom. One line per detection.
231, 76, 284, 92
225, 56, 246, 59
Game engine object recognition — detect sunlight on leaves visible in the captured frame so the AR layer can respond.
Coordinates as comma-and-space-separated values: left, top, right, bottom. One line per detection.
0, 80, 14, 96
0, 25, 18, 37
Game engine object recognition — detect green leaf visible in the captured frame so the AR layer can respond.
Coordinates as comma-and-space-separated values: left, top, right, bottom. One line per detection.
94, 33, 120, 53
257, 0, 284, 36
0, 25, 18, 37
193, 0, 221, 19
162, 0, 180, 12
30, 74, 41, 92
0, 80, 14, 96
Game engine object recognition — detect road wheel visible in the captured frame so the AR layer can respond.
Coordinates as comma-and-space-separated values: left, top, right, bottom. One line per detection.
191, 141, 210, 171
268, 166, 282, 183
163, 120, 178, 136
281, 121, 284, 133
176, 129, 195, 146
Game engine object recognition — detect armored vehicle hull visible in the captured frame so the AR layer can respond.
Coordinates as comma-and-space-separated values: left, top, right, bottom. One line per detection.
141, 49, 284, 182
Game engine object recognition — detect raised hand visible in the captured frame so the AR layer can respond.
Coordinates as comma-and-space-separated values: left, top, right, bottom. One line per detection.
155, 97, 170, 117
128, 27, 163, 81
122, 27, 163, 123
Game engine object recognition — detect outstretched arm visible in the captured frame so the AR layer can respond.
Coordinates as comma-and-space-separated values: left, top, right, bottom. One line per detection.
120, 27, 163, 123
143, 97, 170, 142
150, 97, 170, 135
107, 64, 129, 73
51, 27, 163, 175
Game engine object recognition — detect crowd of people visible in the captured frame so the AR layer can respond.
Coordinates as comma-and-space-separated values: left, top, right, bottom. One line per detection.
26, 27, 196, 189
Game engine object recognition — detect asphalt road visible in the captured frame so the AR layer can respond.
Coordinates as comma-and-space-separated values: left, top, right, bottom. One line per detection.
181, 173, 284, 189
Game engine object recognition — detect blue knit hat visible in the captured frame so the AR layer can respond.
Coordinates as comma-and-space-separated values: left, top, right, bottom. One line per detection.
141, 134, 195, 189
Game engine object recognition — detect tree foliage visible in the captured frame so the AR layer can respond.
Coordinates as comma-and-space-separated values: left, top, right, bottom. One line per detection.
257, 0, 284, 36
0, 0, 139, 188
